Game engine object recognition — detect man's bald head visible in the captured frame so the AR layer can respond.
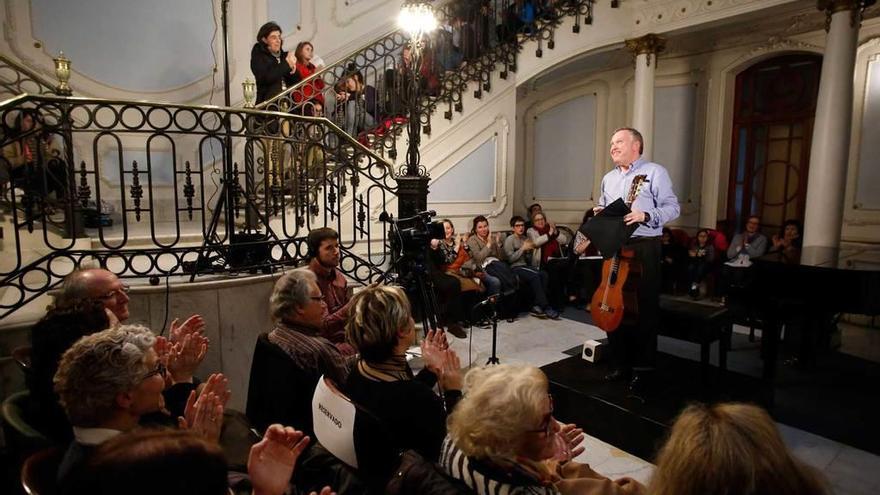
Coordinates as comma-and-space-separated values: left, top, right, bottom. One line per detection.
56, 268, 130, 321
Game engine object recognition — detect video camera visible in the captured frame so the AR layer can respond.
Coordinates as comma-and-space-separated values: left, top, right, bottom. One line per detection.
379, 210, 445, 255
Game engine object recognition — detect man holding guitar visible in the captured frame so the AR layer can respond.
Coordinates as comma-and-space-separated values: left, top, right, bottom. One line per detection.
594, 127, 680, 394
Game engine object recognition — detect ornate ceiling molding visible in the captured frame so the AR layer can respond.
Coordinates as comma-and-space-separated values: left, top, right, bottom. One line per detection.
747, 35, 822, 57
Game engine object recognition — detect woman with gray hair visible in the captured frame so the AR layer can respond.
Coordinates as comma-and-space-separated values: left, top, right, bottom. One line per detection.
343, 284, 462, 490
441, 364, 644, 495
53, 325, 168, 484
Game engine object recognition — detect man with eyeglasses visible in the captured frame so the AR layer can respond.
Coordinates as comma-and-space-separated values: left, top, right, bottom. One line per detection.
53, 268, 131, 321
28, 268, 209, 443
595, 127, 680, 395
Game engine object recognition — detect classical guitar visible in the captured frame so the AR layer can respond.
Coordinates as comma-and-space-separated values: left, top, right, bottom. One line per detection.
591, 175, 649, 332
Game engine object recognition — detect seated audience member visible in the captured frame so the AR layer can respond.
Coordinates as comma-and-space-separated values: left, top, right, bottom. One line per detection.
344, 285, 462, 490
569, 209, 602, 308
686, 229, 715, 299
433, 218, 486, 295
267, 268, 352, 385
293, 41, 326, 116
30, 268, 207, 439
524, 202, 543, 229
250, 21, 300, 105
1, 109, 68, 200
305, 228, 356, 354
721, 215, 768, 297
769, 219, 803, 259
527, 211, 570, 313
504, 215, 558, 319
442, 364, 643, 494
334, 70, 377, 138
660, 227, 687, 294
425, 222, 469, 339
650, 403, 828, 495
72, 425, 331, 495
53, 325, 225, 486
28, 300, 111, 443
726, 215, 768, 265
468, 215, 518, 318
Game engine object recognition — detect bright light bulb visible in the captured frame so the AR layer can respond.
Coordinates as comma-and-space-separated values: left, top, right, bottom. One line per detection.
398, 2, 437, 39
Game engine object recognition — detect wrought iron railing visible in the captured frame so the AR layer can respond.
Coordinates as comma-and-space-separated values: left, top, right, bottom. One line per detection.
257, 0, 595, 159
0, 94, 395, 318
0, 0, 598, 318
0, 54, 58, 100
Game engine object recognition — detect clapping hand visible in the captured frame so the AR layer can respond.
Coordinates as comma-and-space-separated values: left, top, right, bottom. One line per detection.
420, 329, 449, 376
169, 314, 205, 344
559, 423, 586, 459
437, 349, 462, 392
248, 424, 311, 495
167, 332, 209, 384
178, 388, 224, 443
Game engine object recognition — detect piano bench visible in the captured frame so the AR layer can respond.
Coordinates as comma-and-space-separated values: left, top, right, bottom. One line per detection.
658, 296, 732, 372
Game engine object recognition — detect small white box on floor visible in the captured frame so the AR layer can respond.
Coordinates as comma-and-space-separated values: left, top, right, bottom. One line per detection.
582, 339, 607, 363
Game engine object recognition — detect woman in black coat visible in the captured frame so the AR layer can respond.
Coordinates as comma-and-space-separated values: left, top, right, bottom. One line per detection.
250, 21, 301, 104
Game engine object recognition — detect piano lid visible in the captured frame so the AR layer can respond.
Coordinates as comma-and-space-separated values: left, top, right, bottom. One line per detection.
757, 246, 880, 271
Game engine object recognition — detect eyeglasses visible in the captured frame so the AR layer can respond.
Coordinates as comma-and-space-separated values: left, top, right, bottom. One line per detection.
513, 223, 525, 228
142, 362, 167, 381
526, 394, 555, 436
309, 295, 325, 303
98, 284, 130, 301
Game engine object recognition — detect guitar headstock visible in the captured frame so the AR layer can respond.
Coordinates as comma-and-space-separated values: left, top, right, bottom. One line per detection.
626, 174, 649, 206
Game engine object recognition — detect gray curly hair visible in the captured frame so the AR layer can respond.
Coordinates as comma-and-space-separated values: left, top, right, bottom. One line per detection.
269, 268, 316, 323
54, 325, 156, 427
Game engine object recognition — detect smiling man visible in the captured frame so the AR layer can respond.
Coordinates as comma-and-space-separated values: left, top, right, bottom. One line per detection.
596, 127, 680, 395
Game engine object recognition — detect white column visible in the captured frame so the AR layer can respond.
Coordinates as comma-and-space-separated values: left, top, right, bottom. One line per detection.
626, 34, 665, 161
803, 1, 864, 250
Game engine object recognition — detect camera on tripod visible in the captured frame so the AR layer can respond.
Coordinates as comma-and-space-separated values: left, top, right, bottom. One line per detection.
379, 210, 446, 334
379, 210, 445, 259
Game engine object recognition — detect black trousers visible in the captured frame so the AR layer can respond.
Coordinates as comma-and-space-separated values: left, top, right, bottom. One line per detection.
607, 237, 662, 372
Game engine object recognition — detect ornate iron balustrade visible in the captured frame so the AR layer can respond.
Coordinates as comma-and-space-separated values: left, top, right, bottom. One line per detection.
255, 0, 595, 160
0, 94, 395, 318
0, 54, 59, 100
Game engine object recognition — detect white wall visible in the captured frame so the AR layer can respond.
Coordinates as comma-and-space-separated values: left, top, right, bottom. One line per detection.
1, 0, 402, 104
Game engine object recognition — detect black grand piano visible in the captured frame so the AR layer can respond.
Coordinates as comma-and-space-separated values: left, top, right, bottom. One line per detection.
753, 246, 880, 385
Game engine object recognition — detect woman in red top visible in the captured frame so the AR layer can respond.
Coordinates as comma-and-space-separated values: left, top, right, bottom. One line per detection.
293, 41, 325, 116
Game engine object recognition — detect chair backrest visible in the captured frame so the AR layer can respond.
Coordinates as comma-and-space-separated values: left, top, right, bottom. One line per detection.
21, 446, 63, 495
246, 333, 320, 435
1, 390, 51, 456
312, 375, 358, 469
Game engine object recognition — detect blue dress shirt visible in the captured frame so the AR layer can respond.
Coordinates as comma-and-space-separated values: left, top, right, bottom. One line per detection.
598, 156, 680, 238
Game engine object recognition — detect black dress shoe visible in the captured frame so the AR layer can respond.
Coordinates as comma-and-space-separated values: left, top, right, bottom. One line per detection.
446, 323, 467, 339
604, 368, 628, 381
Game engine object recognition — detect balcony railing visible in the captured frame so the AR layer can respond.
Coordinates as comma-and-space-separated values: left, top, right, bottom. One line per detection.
0, 94, 395, 318
256, 0, 595, 159
0, 54, 58, 101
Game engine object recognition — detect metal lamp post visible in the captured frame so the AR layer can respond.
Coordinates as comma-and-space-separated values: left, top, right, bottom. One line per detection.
396, 0, 437, 218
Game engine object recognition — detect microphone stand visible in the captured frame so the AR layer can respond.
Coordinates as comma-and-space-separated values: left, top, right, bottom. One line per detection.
485, 298, 501, 365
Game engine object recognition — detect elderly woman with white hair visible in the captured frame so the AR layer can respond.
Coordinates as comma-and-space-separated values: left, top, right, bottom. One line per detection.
441, 364, 645, 495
